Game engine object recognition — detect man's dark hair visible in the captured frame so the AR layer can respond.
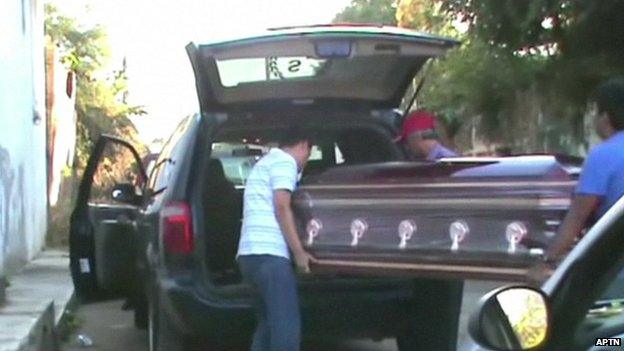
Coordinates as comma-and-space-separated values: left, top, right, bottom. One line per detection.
278, 125, 313, 148
591, 78, 624, 130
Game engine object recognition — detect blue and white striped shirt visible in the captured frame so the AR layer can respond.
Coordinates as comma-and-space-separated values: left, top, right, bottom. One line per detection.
237, 148, 298, 260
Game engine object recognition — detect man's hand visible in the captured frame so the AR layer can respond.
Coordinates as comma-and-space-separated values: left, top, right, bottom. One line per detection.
547, 195, 599, 259
293, 250, 317, 274
273, 190, 317, 273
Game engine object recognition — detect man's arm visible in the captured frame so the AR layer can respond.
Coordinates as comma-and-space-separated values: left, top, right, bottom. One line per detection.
274, 190, 316, 272
528, 195, 600, 285
547, 194, 601, 260
548, 146, 607, 260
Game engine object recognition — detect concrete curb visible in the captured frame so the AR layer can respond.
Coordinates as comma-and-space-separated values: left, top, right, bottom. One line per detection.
0, 301, 56, 351
0, 250, 75, 351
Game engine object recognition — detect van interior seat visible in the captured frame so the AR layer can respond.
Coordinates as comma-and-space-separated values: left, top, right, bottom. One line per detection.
203, 158, 243, 276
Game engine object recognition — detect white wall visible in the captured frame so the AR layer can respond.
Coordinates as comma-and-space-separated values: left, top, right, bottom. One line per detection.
0, 0, 48, 276
47, 45, 77, 207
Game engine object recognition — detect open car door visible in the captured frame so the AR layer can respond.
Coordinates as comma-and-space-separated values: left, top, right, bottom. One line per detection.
69, 134, 147, 301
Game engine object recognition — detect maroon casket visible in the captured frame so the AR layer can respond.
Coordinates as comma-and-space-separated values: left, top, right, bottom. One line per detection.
293, 156, 580, 281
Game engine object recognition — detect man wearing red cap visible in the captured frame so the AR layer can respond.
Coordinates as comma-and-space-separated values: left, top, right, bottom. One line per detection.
396, 110, 463, 351
398, 110, 458, 161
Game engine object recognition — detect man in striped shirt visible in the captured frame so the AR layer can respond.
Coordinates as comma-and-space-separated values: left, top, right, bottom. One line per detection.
237, 126, 315, 351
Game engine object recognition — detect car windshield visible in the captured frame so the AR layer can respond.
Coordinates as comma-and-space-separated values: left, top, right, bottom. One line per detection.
575, 197, 624, 322
211, 142, 267, 185
589, 266, 624, 317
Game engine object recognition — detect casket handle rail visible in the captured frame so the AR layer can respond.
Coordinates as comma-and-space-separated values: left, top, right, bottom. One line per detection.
398, 220, 417, 250
350, 218, 368, 247
310, 258, 555, 282
306, 218, 323, 246
506, 221, 528, 254
449, 220, 469, 251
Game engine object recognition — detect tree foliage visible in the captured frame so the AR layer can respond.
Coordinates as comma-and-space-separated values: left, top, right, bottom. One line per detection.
45, 4, 146, 173
422, 39, 541, 138
45, 4, 148, 246
431, 0, 624, 152
437, 0, 624, 102
396, 0, 459, 36
333, 0, 398, 25
332, 0, 624, 154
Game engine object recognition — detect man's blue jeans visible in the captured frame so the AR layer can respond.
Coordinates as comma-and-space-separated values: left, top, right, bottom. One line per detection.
238, 254, 301, 351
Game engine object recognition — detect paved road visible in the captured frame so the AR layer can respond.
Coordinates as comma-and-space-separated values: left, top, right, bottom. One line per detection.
62, 280, 504, 351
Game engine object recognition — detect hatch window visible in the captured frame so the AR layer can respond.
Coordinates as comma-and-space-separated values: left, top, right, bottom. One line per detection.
216, 57, 327, 87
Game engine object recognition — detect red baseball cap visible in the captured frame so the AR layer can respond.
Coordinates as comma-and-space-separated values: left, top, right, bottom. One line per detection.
396, 110, 437, 141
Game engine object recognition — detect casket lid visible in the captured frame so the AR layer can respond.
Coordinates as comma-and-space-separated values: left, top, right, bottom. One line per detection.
302, 155, 581, 185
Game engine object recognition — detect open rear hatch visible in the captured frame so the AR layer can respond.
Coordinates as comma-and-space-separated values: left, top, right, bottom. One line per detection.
186, 25, 458, 113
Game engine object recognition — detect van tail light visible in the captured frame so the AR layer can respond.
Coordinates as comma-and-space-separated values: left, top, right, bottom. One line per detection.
161, 202, 194, 254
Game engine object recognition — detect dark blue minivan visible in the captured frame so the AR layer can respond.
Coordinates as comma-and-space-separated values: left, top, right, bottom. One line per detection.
69, 25, 463, 351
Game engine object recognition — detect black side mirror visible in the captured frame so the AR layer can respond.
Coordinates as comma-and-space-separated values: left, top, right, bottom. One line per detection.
111, 183, 141, 205
468, 285, 551, 351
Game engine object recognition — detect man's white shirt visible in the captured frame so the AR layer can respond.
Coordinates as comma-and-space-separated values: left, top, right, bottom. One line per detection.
237, 148, 298, 260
